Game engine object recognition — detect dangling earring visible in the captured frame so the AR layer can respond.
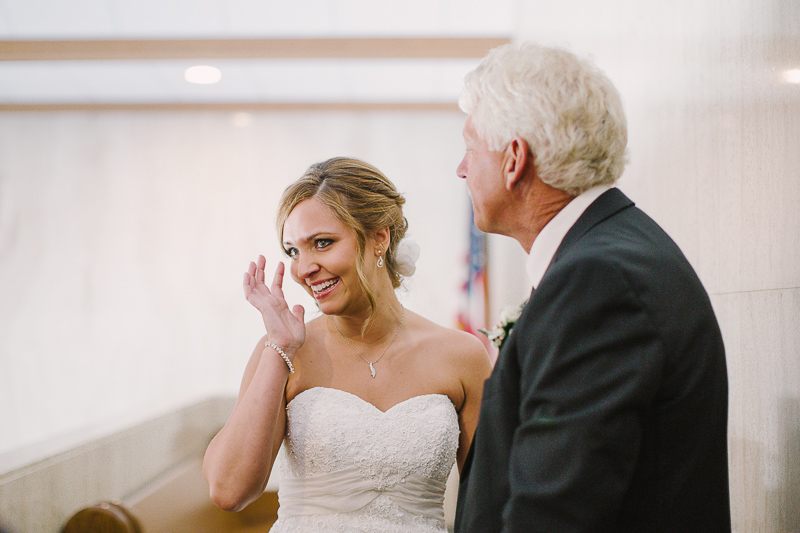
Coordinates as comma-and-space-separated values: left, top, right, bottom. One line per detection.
377, 249, 384, 268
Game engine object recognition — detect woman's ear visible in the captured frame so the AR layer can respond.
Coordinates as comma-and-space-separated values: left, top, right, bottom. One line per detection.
504, 137, 532, 190
372, 227, 391, 255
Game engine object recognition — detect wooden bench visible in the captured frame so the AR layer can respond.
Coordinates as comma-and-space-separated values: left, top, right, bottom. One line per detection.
61, 458, 278, 533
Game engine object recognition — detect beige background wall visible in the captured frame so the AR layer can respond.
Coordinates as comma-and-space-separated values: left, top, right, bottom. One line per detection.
1, 0, 799, 531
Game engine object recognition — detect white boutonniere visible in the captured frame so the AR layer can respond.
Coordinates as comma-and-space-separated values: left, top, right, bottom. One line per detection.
480, 300, 528, 349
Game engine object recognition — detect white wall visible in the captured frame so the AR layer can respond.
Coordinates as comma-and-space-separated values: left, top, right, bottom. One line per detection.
0, 110, 473, 456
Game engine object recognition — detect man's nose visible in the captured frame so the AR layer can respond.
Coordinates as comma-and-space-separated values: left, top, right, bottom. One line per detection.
456, 156, 468, 179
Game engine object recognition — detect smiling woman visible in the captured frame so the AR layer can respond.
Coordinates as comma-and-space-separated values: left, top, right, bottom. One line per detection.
277, 158, 410, 317
201, 156, 492, 532
282, 198, 365, 314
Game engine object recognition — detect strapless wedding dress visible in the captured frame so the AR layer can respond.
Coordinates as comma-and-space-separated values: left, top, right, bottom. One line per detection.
269, 387, 459, 532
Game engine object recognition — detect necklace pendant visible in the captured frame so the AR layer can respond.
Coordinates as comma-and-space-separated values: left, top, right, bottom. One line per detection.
369, 362, 376, 378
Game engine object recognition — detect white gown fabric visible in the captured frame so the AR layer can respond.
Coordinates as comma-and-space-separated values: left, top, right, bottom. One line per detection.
269, 387, 460, 533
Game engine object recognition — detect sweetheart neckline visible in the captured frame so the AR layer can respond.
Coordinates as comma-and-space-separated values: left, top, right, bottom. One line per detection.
287, 386, 453, 414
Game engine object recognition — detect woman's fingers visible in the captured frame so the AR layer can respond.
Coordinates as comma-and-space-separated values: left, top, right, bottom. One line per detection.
243, 261, 257, 298
243, 272, 251, 295
271, 262, 286, 295
243, 259, 296, 324
243, 258, 269, 289
243, 259, 288, 304
256, 255, 267, 284
241, 259, 304, 349
243, 260, 265, 301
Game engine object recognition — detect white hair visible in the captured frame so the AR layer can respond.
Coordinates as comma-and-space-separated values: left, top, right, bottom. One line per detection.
460, 42, 629, 195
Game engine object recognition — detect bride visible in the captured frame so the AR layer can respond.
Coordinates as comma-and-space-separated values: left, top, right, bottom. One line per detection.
203, 157, 492, 532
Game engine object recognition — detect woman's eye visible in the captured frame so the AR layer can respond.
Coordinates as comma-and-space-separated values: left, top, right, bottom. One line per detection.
316, 239, 333, 250
285, 247, 299, 258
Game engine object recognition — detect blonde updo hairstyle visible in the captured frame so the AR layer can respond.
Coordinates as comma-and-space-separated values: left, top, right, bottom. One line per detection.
277, 157, 409, 318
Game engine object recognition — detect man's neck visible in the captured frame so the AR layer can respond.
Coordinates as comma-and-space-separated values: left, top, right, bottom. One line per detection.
512, 179, 576, 251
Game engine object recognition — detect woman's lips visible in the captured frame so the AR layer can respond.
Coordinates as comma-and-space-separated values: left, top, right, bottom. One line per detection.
311, 277, 339, 299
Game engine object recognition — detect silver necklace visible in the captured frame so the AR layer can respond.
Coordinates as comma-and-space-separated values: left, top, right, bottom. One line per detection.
333, 307, 405, 378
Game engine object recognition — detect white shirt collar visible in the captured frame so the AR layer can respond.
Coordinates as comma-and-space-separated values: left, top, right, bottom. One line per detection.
525, 185, 612, 289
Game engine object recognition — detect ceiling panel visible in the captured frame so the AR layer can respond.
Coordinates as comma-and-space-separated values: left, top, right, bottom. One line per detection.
1, 0, 118, 38
0, 0, 516, 38
0, 0, 514, 108
0, 57, 481, 105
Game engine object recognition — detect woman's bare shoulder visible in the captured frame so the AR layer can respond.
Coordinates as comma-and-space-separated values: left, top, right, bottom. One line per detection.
406, 310, 489, 363
304, 314, 329, 332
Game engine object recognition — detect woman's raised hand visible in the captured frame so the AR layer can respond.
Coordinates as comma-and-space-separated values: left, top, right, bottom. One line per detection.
243, 255, 306, 354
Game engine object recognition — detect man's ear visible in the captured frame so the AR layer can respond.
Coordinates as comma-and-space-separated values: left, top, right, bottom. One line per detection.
503, 137, 532, 190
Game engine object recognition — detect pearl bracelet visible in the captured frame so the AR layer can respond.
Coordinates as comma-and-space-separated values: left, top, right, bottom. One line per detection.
265, 341, 295, 374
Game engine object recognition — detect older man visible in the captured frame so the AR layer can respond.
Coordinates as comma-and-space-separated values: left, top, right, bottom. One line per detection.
454, 42, 731, 532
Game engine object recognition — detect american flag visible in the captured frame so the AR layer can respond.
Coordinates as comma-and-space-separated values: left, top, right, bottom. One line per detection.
457, 205, 490, 349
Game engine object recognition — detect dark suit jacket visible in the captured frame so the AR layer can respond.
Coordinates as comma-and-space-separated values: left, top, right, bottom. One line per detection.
455, 188, 731, 532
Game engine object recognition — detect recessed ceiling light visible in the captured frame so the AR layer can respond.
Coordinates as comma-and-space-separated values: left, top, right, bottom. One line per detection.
185, 65, 222, 85
782, 68, 800, 84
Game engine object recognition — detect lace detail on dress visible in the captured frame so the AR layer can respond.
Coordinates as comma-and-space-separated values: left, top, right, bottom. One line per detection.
269, 387, 459, 533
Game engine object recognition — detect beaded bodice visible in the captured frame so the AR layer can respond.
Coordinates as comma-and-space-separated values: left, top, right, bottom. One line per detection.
269, 387, 459, 533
